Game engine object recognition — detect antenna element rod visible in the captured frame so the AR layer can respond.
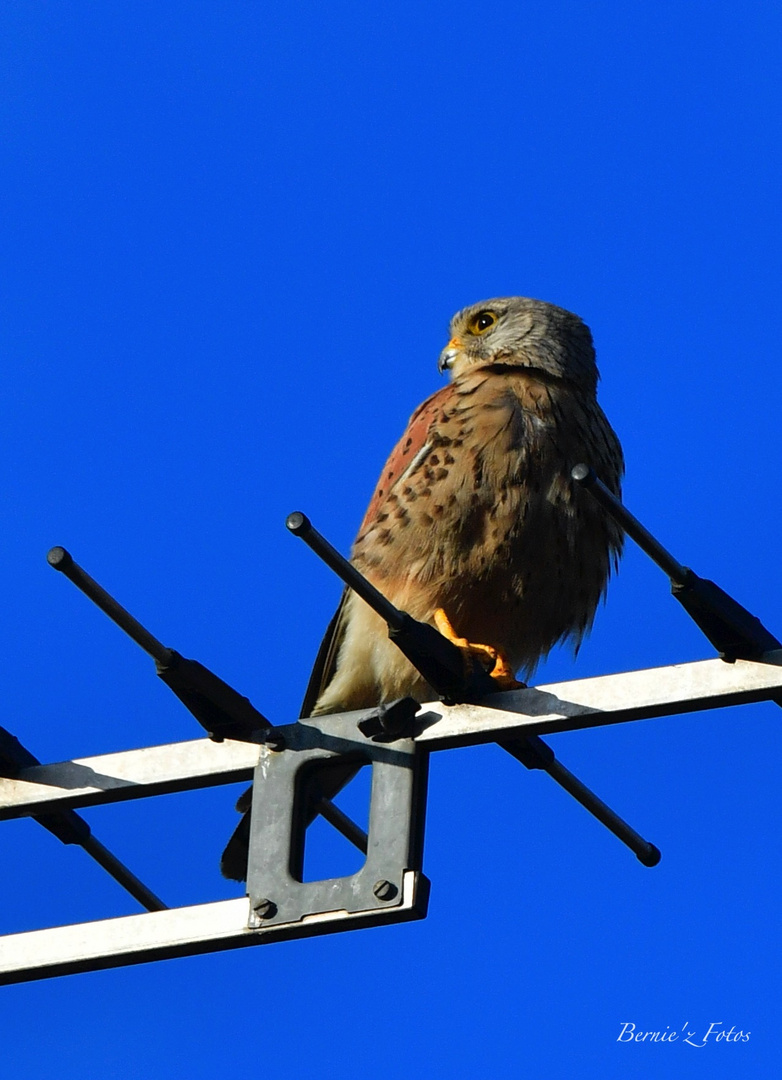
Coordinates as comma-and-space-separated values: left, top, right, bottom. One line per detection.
286, 513, 406, 630
47, 547, 174, 664
571, 465, 689, 585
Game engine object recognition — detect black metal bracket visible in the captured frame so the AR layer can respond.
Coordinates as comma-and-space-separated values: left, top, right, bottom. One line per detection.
357, 697, 421, 741
246, 705, 430, 928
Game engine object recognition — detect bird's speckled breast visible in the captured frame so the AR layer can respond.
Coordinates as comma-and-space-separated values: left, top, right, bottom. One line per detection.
352, 366, 623, 674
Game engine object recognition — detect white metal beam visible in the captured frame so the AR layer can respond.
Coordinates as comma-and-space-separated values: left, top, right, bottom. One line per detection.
415, 652, 782, 748
0, 738, 259, 820
0, 870, 427, 985
2, 655, 781, 820
1, 654, 780, 984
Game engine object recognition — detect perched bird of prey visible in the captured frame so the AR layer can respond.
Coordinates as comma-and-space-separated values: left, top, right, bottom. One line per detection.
221, 296, 623, 880
304, 295, 623, 713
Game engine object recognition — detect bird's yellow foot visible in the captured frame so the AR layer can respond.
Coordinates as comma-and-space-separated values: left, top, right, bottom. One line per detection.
433, 608, 525, 691
486, 651, 525, 691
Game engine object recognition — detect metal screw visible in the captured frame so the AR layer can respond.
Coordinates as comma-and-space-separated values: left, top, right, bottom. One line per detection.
252, 898, 277, 919
373, 879, 397, 902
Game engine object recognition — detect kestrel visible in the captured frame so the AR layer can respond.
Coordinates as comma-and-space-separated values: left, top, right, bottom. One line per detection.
221, 297, 623, 879
303, 295, 623, 715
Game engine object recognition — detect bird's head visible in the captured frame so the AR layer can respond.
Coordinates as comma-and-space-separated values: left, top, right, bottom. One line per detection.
438, 296, 598, 392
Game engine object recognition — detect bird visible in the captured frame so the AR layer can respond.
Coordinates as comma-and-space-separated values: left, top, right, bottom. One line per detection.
221, 296, 623, 880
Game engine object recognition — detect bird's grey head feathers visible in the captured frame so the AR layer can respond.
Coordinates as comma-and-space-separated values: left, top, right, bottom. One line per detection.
438, 296, 599, 392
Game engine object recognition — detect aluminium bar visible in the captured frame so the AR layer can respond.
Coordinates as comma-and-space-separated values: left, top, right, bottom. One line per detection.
413, 652, 782, 749
0, 870, 427, 985
2, 655, 782, 821
0, 738, 260, 820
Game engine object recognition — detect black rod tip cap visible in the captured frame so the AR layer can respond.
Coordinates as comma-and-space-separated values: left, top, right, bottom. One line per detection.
638, 843, 662, 868
47, 546, 73, 571
571, 463, 595, 485
286, 511, 311, 536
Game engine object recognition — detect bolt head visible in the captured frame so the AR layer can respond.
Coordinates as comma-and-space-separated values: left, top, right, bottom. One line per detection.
252, 898, 277, 919
373, 879, 398, 902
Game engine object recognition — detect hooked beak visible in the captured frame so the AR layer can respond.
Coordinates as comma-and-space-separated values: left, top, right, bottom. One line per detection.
438, 336, 462, 375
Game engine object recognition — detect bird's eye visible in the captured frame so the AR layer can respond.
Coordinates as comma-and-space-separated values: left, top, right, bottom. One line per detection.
469, 311, 498, 334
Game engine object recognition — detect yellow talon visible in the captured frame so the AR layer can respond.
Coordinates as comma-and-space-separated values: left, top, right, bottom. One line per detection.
433, 608, 524, 690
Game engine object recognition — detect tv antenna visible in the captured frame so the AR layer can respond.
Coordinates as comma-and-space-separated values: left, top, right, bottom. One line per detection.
1, 467, 779, 984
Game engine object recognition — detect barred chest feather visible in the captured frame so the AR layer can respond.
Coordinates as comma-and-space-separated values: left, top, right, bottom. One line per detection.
310, 365, 623, 715
353, 366, 623, 676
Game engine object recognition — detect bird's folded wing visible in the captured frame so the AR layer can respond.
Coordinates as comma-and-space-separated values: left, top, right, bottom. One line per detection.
299, 588, 350, 718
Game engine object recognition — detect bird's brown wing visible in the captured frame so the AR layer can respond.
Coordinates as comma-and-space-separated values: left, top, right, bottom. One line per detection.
356, 383, 457, 537
299, 589, 350, 718
301, 385, 457, 714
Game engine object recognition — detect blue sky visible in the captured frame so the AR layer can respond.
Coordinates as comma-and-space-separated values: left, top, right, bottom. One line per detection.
1, 3, 780, 1076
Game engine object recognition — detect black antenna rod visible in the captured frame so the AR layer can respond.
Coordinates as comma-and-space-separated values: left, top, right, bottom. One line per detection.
47, 547, 273, 743
572, 465, 781, 661
47, 547, 173, 664
286, 510, 660, 867
570, 465, 689, 585
286, 511, 496, 701
0, 727, 166, 911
